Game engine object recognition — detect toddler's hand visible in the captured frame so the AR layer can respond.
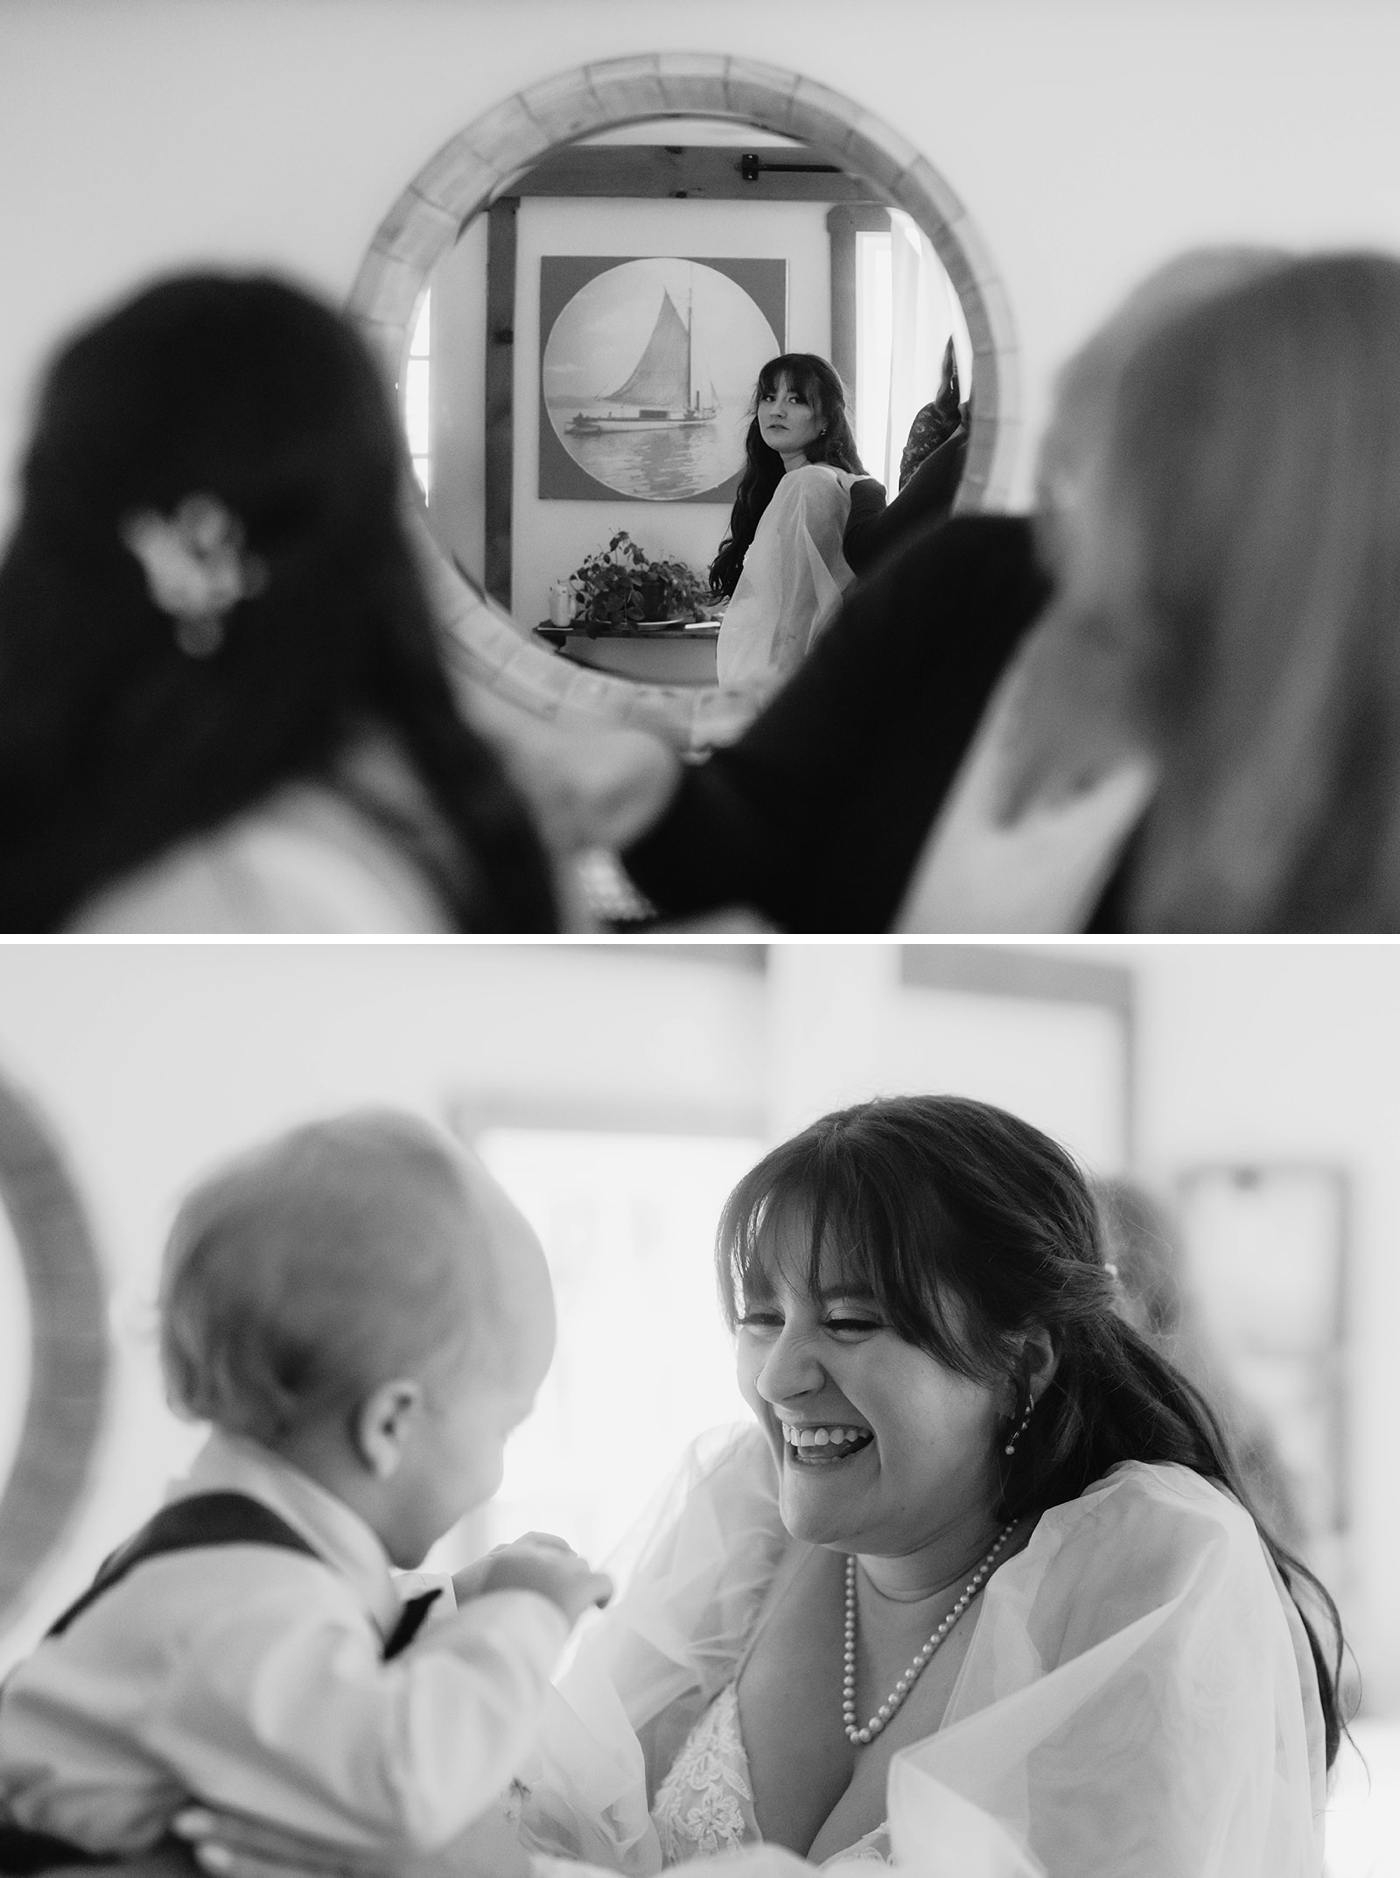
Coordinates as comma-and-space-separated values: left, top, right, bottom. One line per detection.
453, 1537, 611, 1625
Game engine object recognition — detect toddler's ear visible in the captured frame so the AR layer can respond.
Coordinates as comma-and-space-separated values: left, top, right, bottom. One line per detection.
354, 1378, 423, 1478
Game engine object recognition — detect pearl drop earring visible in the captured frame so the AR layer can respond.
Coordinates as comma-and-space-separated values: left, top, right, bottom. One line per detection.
1003, 1394, 1035, 1458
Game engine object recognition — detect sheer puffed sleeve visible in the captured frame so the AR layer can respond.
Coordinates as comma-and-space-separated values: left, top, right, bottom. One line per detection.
884, 1462, 1326, 1878
516, 1426, 791, 1876
716, 468, 860, 689
524, 1457, 1325, 1878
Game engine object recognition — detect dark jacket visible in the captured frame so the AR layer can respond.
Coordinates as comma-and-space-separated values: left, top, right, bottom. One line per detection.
624, 514, 1053, 931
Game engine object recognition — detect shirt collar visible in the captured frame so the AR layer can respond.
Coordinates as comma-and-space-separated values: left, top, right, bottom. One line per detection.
171, 1430, 402, 1638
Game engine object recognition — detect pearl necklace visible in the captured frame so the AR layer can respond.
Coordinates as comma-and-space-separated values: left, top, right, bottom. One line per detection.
842, 1522, 1017, 1746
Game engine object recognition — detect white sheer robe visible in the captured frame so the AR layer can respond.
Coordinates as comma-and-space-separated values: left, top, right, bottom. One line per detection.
715, 467, 861, 689
893, 638, 1156, 934
517, 1427, 1326, 1878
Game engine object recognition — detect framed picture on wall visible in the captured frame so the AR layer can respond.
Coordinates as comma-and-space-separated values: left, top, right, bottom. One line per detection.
538, 255, 787, 503
1175, 1162, 1348, 1564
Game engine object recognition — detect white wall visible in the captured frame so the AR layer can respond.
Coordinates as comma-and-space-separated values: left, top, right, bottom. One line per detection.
4, 0, 1400, 536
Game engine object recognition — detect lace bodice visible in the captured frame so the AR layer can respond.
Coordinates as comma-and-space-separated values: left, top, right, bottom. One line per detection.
651, 1683, 891, 1867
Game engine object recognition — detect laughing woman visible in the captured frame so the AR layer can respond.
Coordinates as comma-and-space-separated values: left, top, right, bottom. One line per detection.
176, 1096, 1339, 1878
711, 356, 877, 690
515, 1095, 1340, 1878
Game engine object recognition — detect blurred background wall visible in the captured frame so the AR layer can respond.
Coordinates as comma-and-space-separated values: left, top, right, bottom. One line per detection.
4, 0, 1400, 523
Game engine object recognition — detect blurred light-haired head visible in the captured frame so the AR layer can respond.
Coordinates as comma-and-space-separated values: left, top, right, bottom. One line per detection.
1035, 246, 1289, 541
1086, 251, 1400, 927
159, 1110, 503, 1444
999, 247, 1290, 828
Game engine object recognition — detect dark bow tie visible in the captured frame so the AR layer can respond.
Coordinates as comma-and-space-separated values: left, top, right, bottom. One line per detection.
383, 1586, 442, 1659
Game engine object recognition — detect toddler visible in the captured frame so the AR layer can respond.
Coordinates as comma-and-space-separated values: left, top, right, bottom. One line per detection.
0, 1111, 609, 1868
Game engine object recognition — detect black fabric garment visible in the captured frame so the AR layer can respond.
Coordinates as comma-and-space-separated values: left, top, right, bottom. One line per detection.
624, 513, 1053, 932
842, 427, 970, 579
0, 1825, 126, 1870
0, 1493, 439, 1873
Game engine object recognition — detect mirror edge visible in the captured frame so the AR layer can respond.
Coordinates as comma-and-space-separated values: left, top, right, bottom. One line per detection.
0, 1071, 110, 1646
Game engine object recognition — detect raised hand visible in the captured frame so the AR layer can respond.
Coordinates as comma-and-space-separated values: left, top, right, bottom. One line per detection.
452, 1535, 612, 1626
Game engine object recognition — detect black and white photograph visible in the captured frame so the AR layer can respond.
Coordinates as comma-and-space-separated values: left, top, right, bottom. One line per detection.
538, 256, 786, 503
3, 3, 1400, 1875
0, 941, 1396, 1878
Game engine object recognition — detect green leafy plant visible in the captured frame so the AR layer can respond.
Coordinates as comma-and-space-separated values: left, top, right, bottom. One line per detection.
568, 532, 713, 636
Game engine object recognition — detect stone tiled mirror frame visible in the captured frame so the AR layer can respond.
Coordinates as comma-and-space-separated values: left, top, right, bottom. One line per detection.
349, 54, 1020, 749
0, 1074, 109, 1644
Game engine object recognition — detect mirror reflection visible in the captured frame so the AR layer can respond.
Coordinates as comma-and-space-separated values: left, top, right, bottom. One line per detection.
402, 117, 973, 690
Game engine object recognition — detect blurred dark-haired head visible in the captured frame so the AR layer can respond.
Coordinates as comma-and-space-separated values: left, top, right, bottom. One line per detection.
0, 271, 556, 930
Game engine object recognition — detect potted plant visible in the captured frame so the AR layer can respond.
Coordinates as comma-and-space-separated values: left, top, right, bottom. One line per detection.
567, 532, 714, 637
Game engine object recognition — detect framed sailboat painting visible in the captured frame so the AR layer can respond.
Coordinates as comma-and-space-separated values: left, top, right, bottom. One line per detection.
538, 256, 787, 503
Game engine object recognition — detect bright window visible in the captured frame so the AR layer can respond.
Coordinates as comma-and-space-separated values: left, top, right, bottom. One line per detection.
854, 229, 893, 483
405, 293, 431, 499
472, 1127, 762, 1564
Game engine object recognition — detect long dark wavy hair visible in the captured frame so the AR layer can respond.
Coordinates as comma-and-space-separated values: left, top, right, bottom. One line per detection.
0, 271, 558, 931
709, 353, 864, 598
716, 1093, 1349, 1768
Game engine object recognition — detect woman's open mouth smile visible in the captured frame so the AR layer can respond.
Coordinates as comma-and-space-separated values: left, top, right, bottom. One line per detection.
780, 1420, 875, 1465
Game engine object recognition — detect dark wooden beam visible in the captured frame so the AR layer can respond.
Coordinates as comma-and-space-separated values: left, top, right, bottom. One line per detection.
509, 143, 883, 203
483, 197, 518, 611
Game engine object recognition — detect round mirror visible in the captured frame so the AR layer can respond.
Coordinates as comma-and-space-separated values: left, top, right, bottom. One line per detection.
350, 56, 1019, 749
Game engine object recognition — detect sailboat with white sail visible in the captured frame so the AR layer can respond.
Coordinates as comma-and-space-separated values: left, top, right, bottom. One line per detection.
567, 273, 718, 434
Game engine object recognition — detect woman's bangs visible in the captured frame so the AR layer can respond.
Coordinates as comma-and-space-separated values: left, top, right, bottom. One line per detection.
753, 359, 786, 406
754, 356, 826, 411
720, 1151, 838, 1317
786, 359, 834, 417
719, 1142, 969, 1372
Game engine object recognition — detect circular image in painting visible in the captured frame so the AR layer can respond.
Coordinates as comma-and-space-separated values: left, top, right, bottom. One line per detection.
542, 258, 781, 501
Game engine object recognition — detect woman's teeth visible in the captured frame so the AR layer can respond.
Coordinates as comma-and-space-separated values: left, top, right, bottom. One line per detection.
781, 1422, 873, 1459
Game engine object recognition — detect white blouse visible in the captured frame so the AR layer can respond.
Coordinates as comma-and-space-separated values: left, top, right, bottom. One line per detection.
895, 626, 1156, 934
517, 1426, 1326, 1878
715, 466, 861, 690
67, 740, 456, 933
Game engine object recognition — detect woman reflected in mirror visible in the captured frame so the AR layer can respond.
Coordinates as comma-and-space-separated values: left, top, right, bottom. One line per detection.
709, 355, 882, 690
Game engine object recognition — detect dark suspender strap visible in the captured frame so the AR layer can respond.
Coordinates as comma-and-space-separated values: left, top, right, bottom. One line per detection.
0, 1496, 323, 1869
46, 1493, 322, 1639
1, 1496, 437, 1868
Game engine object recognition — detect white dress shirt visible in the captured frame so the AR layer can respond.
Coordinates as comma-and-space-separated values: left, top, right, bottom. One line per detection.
0, 1433, 569, 1857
